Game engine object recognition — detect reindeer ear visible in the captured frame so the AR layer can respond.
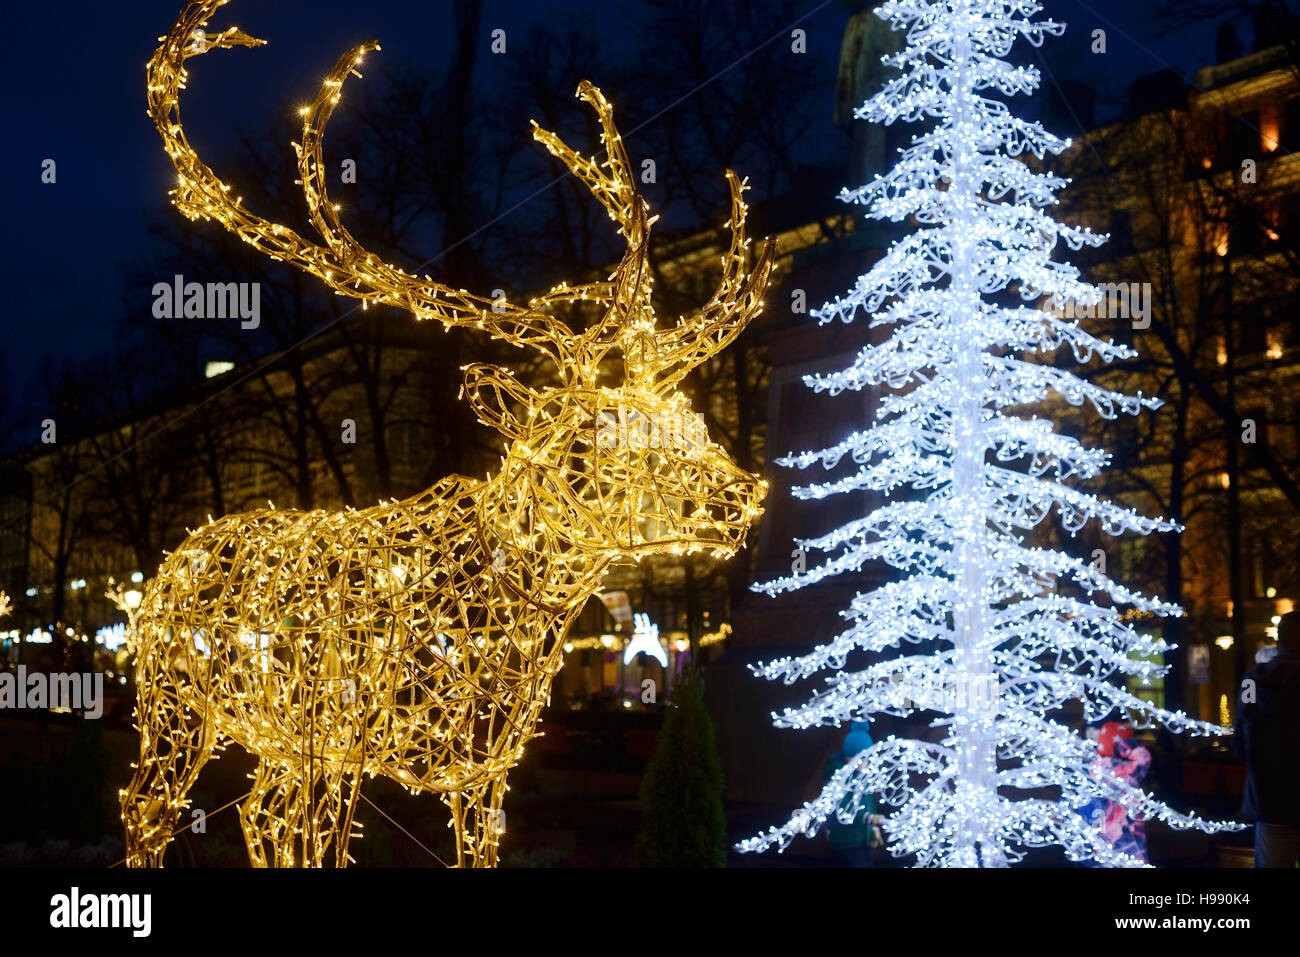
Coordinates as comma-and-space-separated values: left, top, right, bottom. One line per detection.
462, 364, 543, 441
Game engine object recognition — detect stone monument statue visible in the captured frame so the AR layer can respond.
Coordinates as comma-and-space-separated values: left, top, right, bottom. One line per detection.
835, 0, 904, 185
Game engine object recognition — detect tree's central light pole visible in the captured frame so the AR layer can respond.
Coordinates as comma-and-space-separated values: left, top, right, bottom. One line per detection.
740, 0, 1243, 868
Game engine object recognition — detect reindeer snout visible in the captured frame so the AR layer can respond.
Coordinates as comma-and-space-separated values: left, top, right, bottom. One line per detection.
688, 457, 766, 550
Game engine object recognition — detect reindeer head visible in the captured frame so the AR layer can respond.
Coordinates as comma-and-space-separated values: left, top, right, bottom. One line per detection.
148, 1, 776, 561
462, 84, 775, 560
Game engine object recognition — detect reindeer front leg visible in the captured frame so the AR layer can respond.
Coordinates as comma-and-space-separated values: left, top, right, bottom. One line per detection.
241, 760, 363, 867
333, 770, 364, 868
240, 761, 296, 867
473, 777, 508, 867
443, 777, 507, 867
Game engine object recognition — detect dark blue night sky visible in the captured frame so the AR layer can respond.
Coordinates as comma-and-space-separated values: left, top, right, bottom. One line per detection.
0, 0, 1239, 415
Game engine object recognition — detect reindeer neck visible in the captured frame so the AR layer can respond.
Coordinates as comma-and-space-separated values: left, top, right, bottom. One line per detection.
475, 440, 614, 609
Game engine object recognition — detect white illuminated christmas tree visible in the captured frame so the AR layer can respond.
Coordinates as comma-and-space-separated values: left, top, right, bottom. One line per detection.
738, 0, 1240, 867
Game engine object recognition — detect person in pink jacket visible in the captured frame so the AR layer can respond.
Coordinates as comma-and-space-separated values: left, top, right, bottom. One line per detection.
1075, 720, 1152, 865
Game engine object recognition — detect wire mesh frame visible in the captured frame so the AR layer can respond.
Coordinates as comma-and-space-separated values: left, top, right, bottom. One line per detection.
121, 0, 776, 867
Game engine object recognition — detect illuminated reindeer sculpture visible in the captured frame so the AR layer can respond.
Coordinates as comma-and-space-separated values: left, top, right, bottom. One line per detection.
123, 0, 775, 867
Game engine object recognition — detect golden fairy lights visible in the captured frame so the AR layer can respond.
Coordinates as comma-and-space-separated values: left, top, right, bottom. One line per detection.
122, 0, 775, 868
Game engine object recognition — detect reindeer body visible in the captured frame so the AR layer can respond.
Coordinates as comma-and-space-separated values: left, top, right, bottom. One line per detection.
152, 480, 578, 774
128, 469, 606, 866
125, 0, 774, 867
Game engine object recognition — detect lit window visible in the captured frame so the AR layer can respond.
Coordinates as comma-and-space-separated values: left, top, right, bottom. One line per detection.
1261, 104, 1280, 152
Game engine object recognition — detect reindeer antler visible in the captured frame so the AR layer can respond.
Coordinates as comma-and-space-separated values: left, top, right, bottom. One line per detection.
148, 0, 579, 365
150, 1, 776, 389
531, 83, 778, 389
531, 83, 643, 244
654, 169, 777, 389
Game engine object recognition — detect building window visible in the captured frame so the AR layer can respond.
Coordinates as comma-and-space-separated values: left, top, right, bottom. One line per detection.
1216, 109, 1260, 170
1291, 401, 1300, 461
1284, 96, 1300, 153
1109, 209, 1134, 257
1261, 102, 1280, 153
1127, 643, 1165, 711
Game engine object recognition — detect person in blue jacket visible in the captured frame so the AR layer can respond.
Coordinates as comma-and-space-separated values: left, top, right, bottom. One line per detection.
1233, 611, 1300, 867
823, 721, 884, 866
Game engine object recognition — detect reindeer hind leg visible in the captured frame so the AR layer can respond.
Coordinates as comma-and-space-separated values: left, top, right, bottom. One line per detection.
121, 648, 217, 867
298, 764, 359, 868
441, 779, 506, 868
